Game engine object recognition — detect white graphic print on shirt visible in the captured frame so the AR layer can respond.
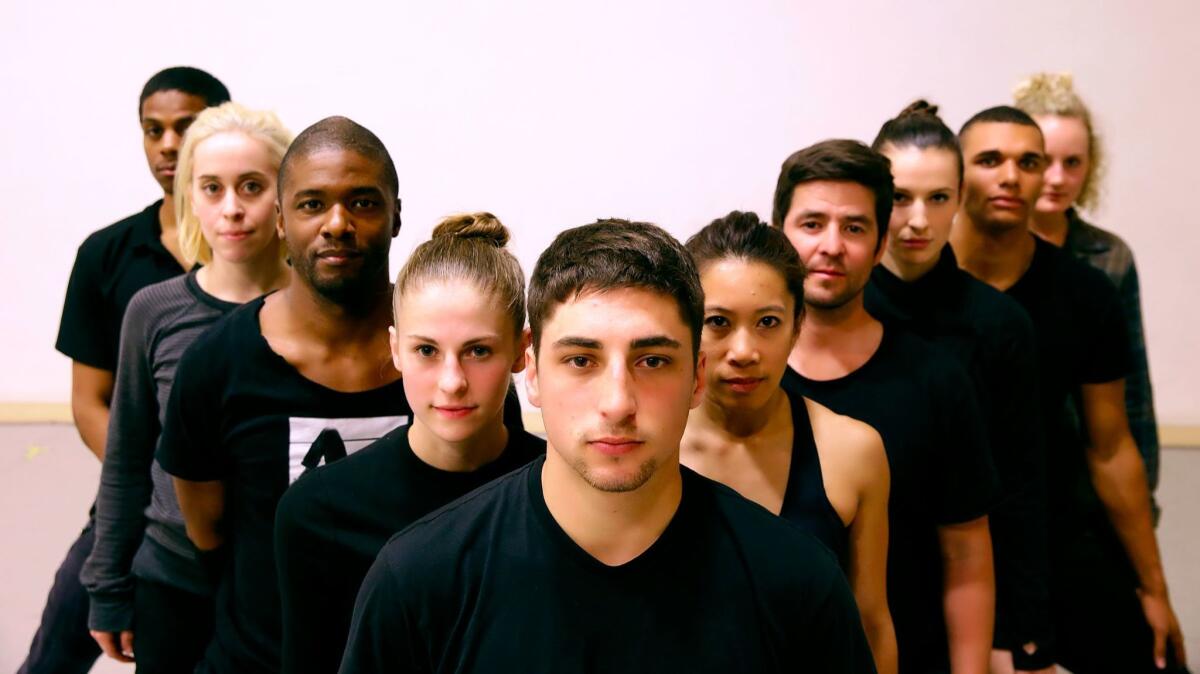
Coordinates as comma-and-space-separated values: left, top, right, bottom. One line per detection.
287, 415, 409, 484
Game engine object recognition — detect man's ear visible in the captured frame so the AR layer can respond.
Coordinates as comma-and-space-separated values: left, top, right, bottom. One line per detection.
511, 328, 532, 374
523, 342, 541, 408
275, 203, 286, 240
388, 326, 402, 375
690, 350, 707, 409
392, 197, 402, 237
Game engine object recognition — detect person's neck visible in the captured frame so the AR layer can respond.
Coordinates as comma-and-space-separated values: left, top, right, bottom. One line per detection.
408, 410, 509, 473
950, 210, 1036, 291
280, 274, 394, 348
698, 386, 785, 439
881, 246, 941, 282
541, 447, 682, 567
196, 246, 289, 304
158, 193, 175, 234
1030, 209, 1070, 248
788, 294, 882, 380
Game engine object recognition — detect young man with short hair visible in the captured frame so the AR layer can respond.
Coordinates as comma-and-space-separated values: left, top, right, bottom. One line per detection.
340, 219, 876, 673
157, 117, 412, 674
951, 107, 1186, 674
774, 139, 999, 674
20, 66, 229, 674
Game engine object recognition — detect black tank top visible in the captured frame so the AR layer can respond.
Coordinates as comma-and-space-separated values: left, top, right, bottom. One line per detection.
779, 388, 850, 569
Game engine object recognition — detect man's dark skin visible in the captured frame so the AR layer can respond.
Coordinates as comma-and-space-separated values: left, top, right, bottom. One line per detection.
173, 140, 403, 552
71, 90, 204, 460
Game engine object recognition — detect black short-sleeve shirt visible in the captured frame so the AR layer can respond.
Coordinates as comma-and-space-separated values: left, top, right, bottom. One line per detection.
275, 424, 545, 674
781, 325, 999, 674
157, 296, 412, 674
56, 201, 187, 370
340, 457, 877, 674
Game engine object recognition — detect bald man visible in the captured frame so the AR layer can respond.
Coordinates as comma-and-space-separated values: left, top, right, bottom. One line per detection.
156, 117, 412, 674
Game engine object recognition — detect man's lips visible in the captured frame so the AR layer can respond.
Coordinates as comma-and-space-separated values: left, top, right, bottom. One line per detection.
587, 437, 644, 457
156, 163, 176, 175
316, 249, 363, 265
723, 377, 765, 393
810, 269, 845, 278
988, 196, 1025, 209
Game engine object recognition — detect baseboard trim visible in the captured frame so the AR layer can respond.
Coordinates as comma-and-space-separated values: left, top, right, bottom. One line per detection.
2, 403, 1195, 447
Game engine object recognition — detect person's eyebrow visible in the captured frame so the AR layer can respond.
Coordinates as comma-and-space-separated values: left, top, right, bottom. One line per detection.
553, 336, 602, 350
347, 186, 384, 197
292, 188, 326, 200
756, 305, 788, 314
971, 149, 1002, 161
404, 334, 501, 346
843, 214, 872, 225
1021, 151, 1045, 162
631, 335, 681, 350
197, 171, 269, 182
795, 210, 829, 220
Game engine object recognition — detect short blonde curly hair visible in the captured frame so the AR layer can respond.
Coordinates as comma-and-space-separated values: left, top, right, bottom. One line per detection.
174, 102, 293, 265
1013, 72, 1104, 211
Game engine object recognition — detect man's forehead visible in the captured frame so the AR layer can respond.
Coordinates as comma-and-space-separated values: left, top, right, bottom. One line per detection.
963, 122, 1044, 154
543, 287, 690, 344
284, 148, 387, 192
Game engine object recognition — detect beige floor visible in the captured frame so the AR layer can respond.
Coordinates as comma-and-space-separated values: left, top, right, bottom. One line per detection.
2, 423, 1196, 672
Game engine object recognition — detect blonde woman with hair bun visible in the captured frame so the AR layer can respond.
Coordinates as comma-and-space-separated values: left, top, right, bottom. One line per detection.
1014, 72, 1162, 536
80, 101, 292, 671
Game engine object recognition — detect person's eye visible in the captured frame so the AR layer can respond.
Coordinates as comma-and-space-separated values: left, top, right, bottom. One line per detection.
759, 316, 781, 329
639, 355, 671, 369
846, 224, 866, 235
201, 182, 221, 195
297, 199, 322, 211
978, 157, 998, 168
565, 355, 593, 369
351, 198, 379, 210
1065, 157, 1082, 168
1020, 158, 1038, 170
801, 220, 821, 230
415, 345, 437, 357
704, 315, 730, 329
468, 345, 492, 359
145, 127, 163, 139
241, 181, 264, 195
893, 194, 911, 205
930, 193, 950, 203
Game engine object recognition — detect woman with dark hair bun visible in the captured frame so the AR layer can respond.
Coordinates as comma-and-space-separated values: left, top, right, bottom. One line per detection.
682, 210, 897, 674
865, 101, 1053, 673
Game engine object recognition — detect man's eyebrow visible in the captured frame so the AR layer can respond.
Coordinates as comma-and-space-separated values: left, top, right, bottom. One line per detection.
292, 188, 325, 200
796, 210, 829, 220
843, 214, 872, 225
971, 149, 1002, 160
1021, 151, 1046, 162
631, 335, 681, 350
553, 336, 602, 350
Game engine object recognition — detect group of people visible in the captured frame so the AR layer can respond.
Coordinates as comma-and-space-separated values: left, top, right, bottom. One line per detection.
19, 65, 1187, 674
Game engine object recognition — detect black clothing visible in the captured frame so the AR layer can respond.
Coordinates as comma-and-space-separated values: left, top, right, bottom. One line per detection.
275, 424, 545, 674
17, 524, 99, 674
157, 296, 412, 674
866, 249, 1052, 667
779, 387, 849, 569
782, 325, 999, 674
56, 200, 187, 371
132, 577, 215, 674
341, 457, 877, 674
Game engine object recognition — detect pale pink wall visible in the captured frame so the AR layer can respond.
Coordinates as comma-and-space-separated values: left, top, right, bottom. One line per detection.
1, 0, 1196, 423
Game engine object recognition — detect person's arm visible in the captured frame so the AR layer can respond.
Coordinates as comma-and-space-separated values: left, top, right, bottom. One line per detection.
70, 361, 114, 460
174, 478, 226, 552
276, 477, 342, 674
1115, 265, 1161, 499
844, 430, 896, 674
1080, 379, 1186, 670
339, 549, 426, 674
939, 516, 995, 674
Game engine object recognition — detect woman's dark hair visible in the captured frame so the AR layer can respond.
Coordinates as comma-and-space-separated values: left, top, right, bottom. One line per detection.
685, 210, 806, 318
871, 99, 963, 184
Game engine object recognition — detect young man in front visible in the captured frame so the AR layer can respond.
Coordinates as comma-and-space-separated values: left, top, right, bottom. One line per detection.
950, 107, 1187, 674
773, 140, 999, 674
340, 219, 876, 673
156, 117, 412, 674
21, 66, 229, 674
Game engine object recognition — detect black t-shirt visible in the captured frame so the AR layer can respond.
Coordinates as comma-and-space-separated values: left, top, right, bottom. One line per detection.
781, 325, 999, 674
1005, 236, 1131, 537
867, 249, 1052, 663
157, 296, 412, 674
779, 387, 849, 569
340, 457, 876, 674
275, 424, 545, 674
57, 200, 187, 370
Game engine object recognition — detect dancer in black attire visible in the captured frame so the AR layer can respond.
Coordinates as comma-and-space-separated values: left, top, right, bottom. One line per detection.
772, 140, 999, 674
341, 220, 876, 674
681, 211, 895, 674
275, 213, 543, 674
22, 66, 229, 674
950, 106, 1186, 674
864, 101, 1052, 673
158, 117, 412, 674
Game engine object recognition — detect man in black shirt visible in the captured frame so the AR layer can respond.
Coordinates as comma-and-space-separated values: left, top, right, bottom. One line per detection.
157, 117, 412, 674
341, 220, 876, 673
772, 140, 999, 674
21, 67, 229, 674
950, 106, 1186, 674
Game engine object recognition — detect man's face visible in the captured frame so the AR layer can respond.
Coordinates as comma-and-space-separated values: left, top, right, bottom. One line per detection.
781, 180, 884, 310
525, 287, 705, 493
277, 148, 401, 302
960, 122, 1046, 230
140, 90, 208, 195
1034, 114, 1091, 215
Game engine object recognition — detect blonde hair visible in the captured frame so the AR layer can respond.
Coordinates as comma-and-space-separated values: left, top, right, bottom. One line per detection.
393, 213, 526, 337
174, 102, 293, 265
1013, 72, 1105, 211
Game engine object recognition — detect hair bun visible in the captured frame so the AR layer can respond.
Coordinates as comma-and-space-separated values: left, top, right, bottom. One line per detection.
898, 99, 940, 118
432, 212, 510, 248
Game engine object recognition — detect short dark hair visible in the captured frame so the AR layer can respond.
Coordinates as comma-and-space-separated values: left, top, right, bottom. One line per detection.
959, 105, 1042, 139
872, 99, 963, 185
139, 67, 230, 119
685, 210, 806, 318
278, 116, 399, 200
771, 139, 893, 250
528, 219, 704, 359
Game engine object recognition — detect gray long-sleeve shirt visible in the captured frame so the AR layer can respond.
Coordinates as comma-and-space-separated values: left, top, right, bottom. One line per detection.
80, 270, 238, 631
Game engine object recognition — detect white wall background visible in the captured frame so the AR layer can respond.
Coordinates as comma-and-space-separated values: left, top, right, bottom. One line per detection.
1, 0, 1197, 424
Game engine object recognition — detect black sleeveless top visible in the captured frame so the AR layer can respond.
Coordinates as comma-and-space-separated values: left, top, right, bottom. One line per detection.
779, 388, 850, 569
